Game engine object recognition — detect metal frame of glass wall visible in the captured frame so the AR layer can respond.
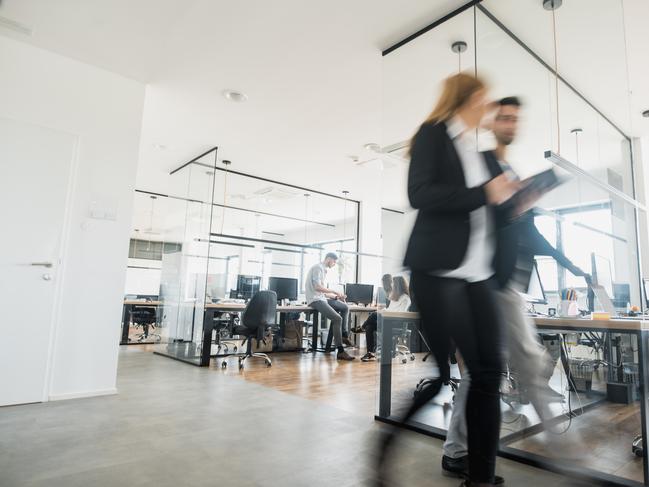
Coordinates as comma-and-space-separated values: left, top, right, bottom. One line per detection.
148, 148, 361, 366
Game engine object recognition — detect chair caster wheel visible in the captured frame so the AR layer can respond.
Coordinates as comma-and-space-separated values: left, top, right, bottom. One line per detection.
401, 358, 407, 364
265, 360, 272, 367
233, 346, 238, 353
239, 364, 244, 370
221, 361, 227, 369
410, 355, 415, 361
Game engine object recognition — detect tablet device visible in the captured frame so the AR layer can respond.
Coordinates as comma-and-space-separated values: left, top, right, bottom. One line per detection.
501, 168, 566, 211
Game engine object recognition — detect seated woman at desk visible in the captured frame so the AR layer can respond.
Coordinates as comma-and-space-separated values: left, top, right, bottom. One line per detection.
359, 276, 411, 362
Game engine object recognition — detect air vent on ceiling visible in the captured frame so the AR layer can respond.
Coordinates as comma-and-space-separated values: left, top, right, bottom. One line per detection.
252, 186, 298, 200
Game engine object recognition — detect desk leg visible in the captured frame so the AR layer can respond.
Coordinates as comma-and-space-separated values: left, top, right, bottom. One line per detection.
200, 308, 216, 366
378, 315, 393, 418
309, 310, 319, 353
559, 334, 577, 391
638, 330, 649, 485
120, 304, 133, 345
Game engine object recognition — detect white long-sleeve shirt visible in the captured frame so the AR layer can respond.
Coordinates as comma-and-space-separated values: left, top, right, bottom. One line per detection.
439, 116, 495, 282
387, 294, 411, 312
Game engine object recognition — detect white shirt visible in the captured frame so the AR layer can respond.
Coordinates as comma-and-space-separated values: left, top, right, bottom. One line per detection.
439, 117, 495, 282
387, 294, 411, 312
305, 263, 327, 304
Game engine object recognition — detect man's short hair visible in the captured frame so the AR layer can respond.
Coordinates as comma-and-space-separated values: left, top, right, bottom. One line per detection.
499, 96, 522, 108
325, 252, 338, 261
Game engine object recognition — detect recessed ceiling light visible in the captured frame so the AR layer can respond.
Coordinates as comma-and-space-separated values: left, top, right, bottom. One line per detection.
643, 110, 649, 118
364, 143, 381, 152
222, 90, 248, 102
153, 143, 167, 150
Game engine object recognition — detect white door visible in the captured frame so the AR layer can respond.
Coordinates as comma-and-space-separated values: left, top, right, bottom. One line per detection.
0, 117, 76, 406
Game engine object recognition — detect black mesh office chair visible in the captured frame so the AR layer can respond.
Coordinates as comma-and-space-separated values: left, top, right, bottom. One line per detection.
231, 290, 277, 370
131, 306, 160, 342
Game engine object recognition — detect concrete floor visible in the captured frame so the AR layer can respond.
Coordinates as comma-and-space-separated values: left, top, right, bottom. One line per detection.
1, 347, 594, 487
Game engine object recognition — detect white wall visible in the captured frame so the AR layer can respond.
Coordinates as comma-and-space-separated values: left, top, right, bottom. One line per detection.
0, 37, 145, 400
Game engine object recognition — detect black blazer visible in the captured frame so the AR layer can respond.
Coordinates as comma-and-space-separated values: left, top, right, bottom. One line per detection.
403, 121, 503, 272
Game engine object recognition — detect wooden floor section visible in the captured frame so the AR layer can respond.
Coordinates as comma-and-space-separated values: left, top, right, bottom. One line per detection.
204, 347, 645, 484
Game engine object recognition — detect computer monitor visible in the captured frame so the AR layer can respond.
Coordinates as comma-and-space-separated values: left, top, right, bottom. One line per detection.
268, 277, 298, 301
520, 261, 547, 304
345, 283, 374, 305
612, 283, 631, 309
235, 274, 261, 300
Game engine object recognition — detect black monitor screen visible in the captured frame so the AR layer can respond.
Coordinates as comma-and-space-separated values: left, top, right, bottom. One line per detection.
236, 275, 261, 299
612, 283, 630, 308
268, 277, 298, 301
345, 283, 374, 305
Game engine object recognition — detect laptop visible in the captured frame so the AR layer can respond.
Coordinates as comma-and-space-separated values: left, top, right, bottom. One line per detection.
590, 283, 616, 316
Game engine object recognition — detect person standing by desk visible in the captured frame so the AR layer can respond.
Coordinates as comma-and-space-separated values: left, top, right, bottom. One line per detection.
305, 252, 355, 361
376, 73, 518, 487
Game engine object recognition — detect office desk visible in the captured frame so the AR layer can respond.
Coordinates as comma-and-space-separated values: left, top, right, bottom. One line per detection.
121, 300, 162, 345
200, 302, 377, 364
376, 311, 649, 486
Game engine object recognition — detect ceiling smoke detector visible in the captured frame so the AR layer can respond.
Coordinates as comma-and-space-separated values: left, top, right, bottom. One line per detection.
222, 90, 248, 102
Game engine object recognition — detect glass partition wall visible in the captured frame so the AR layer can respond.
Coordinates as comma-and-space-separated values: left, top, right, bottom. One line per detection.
141, 148, 360, 364
377, 2, 649, 486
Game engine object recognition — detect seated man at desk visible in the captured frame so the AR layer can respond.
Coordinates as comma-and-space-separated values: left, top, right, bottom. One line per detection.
305, 252, 355, 361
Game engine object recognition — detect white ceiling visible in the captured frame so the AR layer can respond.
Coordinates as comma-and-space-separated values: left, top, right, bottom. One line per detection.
2, 0, 648, 215
0, 0, 469, 206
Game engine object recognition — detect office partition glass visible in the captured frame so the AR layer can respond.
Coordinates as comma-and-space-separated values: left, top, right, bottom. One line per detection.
147, 149, 360, 365
153, 158, 218, 365
377, 3, 649, 486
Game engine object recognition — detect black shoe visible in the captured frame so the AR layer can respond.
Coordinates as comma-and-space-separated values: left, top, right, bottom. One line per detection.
360, 352, 376, 362
442, 455, 468, 476
441, 455, 505, 485
342, 337, 354, 347
336, 350, 356, 361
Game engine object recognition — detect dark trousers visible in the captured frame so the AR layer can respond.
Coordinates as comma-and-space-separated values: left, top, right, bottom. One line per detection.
407, 272, 504, 483
362, 312, 378, 352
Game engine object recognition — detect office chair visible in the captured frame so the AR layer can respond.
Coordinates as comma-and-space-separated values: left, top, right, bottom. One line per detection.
226, 290, 276, 370
392, 323, 415, 363
213, 313, 239, 355
130, 306, 161, 342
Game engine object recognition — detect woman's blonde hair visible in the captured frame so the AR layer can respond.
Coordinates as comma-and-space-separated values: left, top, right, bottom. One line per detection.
409, 72, 486, 153
390, 276, 409, 301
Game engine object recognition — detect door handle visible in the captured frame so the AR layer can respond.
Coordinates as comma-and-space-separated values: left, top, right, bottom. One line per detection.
30, 262, 53, 268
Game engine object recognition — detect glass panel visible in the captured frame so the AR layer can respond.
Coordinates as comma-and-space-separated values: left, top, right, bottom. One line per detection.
377, 4, 648, 486
144, 150, 361, 365
154, 159, 217, 365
